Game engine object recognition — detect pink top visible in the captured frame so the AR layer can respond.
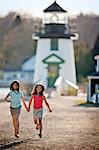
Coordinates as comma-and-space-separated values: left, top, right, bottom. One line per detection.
33, 95, 43, 109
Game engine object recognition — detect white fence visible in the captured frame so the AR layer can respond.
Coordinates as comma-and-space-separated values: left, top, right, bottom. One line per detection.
0, 88, 10, 100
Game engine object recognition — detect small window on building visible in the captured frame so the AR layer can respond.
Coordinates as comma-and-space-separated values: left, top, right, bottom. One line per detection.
13, 74, 17, 78
21, 73, 25, 78
50, 38, 58, 50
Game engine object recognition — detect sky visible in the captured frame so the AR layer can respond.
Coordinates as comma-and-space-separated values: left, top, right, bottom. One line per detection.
0, 0, 99, 17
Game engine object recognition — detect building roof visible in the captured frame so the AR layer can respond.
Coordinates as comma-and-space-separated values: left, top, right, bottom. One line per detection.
94, 55, 99, 60
90, 72, 99, 76
43, 1, 67, 12
37, 32, 75, 39
88, 72, 99, 79
43, 53, 65, 64
21, 55, 36, 71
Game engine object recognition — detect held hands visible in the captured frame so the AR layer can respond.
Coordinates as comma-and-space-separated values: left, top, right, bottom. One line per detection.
49, 108, 52, 112
24, 106, 29, 112
23, 103, 30, 112
22, 99, 30, 112
26, 107, 30, 112
25, 106, 30, 112
24, 105, 30, 112
26, 108, 30, 112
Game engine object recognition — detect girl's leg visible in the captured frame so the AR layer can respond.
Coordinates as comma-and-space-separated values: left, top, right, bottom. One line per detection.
12, 114, 20, 137
34, 119, 37, 124
12, 115, 18, 133
16, 113, 20, 134
34, 119, 40, 130
33, 109, 38, 128
38, 118, 42, 138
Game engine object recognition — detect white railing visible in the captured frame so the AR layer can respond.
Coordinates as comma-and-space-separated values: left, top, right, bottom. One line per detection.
54, 76, 79, 96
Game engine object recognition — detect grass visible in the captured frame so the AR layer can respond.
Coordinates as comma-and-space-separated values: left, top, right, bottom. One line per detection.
74, 99, 99, 107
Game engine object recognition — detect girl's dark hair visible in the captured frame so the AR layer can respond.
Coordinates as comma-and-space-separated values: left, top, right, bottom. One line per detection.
10, 80, 20, 91
33, 84, 45, 96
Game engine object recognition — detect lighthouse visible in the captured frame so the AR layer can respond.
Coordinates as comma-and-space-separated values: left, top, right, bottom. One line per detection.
33, 1, 78, 88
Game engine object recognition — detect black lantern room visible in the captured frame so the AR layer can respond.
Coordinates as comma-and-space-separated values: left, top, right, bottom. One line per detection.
38, 1, 75, 39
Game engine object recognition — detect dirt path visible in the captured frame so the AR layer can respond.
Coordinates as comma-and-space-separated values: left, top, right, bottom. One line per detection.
0, 96, 99, 150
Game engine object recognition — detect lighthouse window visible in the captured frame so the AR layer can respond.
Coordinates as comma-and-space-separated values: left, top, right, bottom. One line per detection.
51, 38, 58, 50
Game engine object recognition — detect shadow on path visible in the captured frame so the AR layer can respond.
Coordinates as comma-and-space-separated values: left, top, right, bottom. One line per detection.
75, 102, 99, 108
0, 139, 31, 149
0, 141, 23, 149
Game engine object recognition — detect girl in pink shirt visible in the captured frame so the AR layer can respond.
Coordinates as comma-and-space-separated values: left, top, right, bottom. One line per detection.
28, 84, 52, 138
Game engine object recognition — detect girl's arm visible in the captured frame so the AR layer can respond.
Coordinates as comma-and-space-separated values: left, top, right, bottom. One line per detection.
43, 96, 52, 112
4, 94, 10, 102
21, 96, 29, 111
28, 96, 33, 110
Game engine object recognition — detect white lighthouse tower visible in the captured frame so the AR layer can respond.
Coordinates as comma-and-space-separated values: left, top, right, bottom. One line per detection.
33, 1, 78, 88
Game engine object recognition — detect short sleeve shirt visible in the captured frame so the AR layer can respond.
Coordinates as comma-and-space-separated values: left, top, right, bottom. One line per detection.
9, 90, 23, 108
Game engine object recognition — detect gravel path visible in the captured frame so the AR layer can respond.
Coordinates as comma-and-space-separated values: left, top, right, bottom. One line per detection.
0, 96, 99, 150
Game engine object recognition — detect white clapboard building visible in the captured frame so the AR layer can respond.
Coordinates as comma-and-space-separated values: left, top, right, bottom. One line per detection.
33, 1, 78, 88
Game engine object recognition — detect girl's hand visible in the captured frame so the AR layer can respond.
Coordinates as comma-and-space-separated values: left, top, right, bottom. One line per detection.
27, 107, 30, 112
4, 99, 11, 102
4, 98, 7, 102
7, 100, 11, 102
49, 109, 52, 112
27, 108, 30, 112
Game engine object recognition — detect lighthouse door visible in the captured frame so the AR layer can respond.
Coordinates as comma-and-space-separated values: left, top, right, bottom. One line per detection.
47, 64, 59, 87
